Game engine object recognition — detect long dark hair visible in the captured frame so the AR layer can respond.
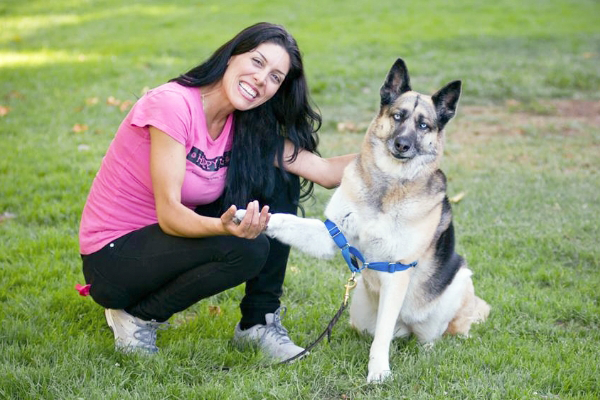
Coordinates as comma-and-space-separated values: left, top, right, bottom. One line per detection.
171, 22, 321, 211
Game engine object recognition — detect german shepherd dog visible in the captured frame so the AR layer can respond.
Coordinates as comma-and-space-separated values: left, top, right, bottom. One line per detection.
238, 58, 490, 382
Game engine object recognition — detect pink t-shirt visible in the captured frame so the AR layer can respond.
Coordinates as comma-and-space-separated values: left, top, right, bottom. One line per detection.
79, 82, 234, 255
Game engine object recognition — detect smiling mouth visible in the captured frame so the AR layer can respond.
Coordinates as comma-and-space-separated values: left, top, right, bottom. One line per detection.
239, 82, 258, 99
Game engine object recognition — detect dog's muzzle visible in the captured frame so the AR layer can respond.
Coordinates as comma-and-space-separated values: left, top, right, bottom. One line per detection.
391, 136, 417, 160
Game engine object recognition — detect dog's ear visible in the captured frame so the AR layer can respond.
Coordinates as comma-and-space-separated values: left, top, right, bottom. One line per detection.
380, 58, 411, 106
432, 80, 461, 130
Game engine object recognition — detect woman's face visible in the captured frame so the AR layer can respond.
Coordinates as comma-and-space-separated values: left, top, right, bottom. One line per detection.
222, 42, 291, 111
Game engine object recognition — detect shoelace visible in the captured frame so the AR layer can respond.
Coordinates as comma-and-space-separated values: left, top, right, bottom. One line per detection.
132, 320, 169, 351
263, 307, 292, 345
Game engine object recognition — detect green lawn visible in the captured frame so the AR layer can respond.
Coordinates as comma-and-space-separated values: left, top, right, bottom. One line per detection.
1, 0, 599, 398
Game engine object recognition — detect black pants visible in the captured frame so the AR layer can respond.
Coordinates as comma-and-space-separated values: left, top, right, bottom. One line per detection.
82, 174, 299, 326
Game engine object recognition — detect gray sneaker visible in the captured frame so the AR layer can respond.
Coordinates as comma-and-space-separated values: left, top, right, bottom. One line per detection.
104, 309, 168, 354
233, 306, 306, 361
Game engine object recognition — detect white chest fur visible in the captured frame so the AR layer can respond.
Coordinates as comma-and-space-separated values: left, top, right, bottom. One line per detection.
325, 185, 442, 265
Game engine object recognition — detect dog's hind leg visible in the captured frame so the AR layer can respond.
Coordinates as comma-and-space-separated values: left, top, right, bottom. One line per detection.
446, 274, 490, 336
410, 267, 477, 343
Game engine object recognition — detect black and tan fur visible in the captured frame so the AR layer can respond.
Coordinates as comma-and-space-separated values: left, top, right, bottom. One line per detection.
237, 58, 490, 382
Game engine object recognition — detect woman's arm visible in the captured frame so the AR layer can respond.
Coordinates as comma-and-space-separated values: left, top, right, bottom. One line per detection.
149, 126, 269, 238
279, 139, 357, 189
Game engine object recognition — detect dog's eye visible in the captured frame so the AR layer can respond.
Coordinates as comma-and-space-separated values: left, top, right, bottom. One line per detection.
393, 113, 402, 121
418, 123, 429, 130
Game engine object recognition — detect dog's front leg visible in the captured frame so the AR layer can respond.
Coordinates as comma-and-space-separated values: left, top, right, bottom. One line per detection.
367, 273, 410, 383
235, 210, 338, 259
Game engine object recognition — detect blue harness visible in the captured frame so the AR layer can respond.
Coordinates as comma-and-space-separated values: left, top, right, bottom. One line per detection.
324, 219, 417, 274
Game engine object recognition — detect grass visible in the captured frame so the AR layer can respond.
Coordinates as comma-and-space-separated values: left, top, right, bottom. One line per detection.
1, 0, 599, 398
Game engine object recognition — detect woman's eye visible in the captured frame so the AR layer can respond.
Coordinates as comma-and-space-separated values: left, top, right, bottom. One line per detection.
271, 74, 281, 84
253, 58, 263, 66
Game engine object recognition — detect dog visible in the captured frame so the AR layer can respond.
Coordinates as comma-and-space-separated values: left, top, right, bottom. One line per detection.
237, 58, 490, 382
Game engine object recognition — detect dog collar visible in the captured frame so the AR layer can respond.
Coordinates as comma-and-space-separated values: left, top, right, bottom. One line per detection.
324, 219, 417, 273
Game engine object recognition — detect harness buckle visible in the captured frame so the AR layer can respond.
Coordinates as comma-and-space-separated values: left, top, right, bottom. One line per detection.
327, 225, 341, 237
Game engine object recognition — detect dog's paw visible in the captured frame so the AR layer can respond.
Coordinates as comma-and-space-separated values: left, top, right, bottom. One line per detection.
234, 209, 246, 224
422, 341, 435, 351
263, 213, 287, 237
366, 368, 392, 384
367, 359, 392, 383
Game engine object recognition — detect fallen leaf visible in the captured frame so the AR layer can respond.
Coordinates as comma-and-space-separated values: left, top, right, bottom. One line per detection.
119, 100, 133, 112
336, 121, 358, 132
0, 106, 10, 117
208, 305, 222, 316
505, 99, 520, 108
6, 90, 24, 100
106, 96, 121, 106
85, 97, 99, 106
449, 191, 466, 203
73, 123, 89, 133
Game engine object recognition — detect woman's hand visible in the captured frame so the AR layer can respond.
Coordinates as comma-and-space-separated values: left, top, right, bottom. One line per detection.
221, 200, 270, 239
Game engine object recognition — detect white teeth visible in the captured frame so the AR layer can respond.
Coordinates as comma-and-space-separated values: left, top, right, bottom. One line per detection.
239, 82, 257, 98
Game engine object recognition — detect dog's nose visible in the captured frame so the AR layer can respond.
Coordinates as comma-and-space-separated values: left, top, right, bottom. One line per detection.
393, 137, 412, 154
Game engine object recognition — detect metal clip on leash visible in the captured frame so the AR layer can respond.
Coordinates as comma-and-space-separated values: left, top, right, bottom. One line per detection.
343, 272, 357, 306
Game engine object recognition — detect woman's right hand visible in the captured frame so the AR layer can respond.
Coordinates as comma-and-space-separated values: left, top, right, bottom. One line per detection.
221, 200, 270, 239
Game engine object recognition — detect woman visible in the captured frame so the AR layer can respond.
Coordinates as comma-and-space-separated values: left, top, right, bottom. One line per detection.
79, 22, 355, 360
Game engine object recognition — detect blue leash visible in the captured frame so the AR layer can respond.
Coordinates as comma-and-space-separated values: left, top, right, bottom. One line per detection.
324, 219, 417, 274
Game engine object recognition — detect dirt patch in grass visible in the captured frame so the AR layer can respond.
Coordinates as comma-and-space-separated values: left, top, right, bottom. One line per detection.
453, 99, 600, 141
552, 99, 600, 119
443, 99, 600, 173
